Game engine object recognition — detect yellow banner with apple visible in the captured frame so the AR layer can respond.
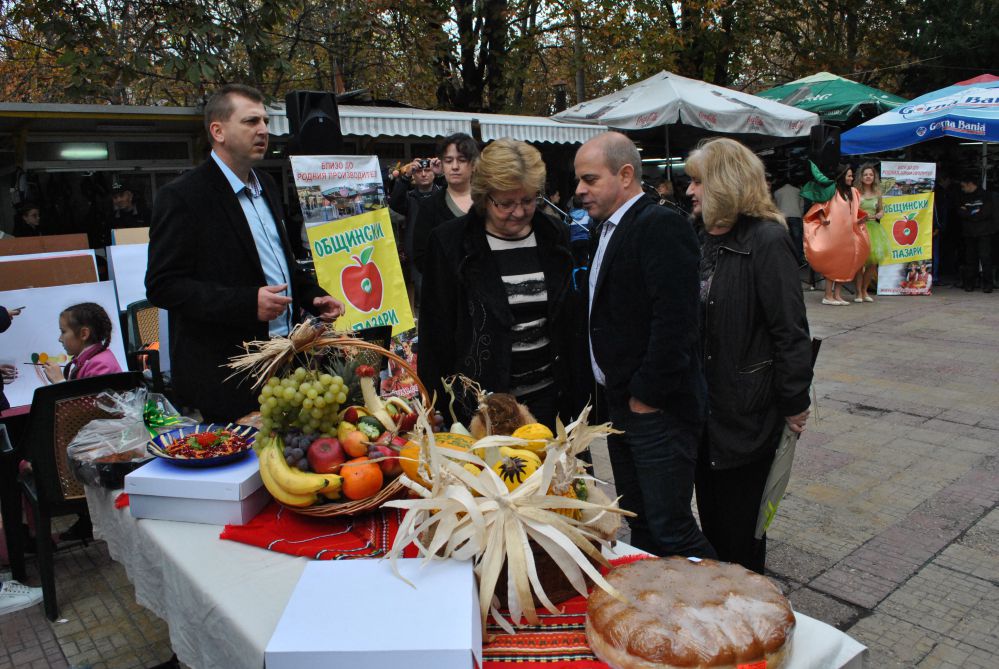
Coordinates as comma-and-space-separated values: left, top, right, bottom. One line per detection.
306, 208, 414, 336
881, 192, 934, 265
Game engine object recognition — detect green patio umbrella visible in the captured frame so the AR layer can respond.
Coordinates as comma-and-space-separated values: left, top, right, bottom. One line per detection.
757, 71, 906, 122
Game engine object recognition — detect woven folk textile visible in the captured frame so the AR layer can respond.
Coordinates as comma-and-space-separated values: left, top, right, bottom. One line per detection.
483, 554, 654, 668
220, 501, 418, 559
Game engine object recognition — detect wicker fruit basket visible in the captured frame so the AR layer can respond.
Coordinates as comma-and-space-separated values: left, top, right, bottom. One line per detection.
229, 321, 430, 517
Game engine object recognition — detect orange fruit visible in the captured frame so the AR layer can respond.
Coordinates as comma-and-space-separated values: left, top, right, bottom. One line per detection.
341, 456, 383, 500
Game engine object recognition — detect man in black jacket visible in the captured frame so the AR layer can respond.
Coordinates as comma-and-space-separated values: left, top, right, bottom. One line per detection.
146, 84, 344, 422
957, 174, 998, 292
576, 132, 715, 558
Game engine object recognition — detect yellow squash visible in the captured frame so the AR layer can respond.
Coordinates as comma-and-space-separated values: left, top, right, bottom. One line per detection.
492, 446, 542, 492
511, 423, 554, 455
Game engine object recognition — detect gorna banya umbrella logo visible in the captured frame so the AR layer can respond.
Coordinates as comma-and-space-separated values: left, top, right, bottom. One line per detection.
898, 87, 999, 118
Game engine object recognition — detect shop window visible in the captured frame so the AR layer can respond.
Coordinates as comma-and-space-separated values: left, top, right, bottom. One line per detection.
114, 141, 189, 161
28, 142, 109, 161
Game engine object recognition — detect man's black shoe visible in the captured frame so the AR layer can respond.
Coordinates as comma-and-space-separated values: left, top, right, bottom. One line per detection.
985, 286, 994, 294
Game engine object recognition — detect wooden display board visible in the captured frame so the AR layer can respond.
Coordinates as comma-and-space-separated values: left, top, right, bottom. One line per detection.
112, 227, 150, 245
0, 255, 97, 289
0, 233, 89, 256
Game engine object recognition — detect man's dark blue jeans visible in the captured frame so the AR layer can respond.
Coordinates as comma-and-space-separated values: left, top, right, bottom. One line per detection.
606, 405, 717, 559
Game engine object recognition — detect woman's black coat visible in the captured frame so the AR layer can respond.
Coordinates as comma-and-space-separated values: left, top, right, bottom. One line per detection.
702, 216, 813, 469
419, 208, 584, 423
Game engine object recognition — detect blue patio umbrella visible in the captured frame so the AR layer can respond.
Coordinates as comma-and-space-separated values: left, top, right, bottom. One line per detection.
841, 74, 999, 155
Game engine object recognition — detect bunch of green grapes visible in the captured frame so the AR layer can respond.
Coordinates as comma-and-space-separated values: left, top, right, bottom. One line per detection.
258, 367, 348, 436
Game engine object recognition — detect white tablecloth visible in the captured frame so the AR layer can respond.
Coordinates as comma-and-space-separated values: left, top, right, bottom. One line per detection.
87, 487, 867, 669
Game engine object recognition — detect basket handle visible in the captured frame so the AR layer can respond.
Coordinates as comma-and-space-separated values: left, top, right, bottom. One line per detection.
313, 336, 431, 411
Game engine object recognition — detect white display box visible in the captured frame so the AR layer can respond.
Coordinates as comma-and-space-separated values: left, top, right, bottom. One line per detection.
266, 558, 482, 669
124, 450, 270, 525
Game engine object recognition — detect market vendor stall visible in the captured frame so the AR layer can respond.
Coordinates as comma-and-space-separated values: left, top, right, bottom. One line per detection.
86, 486, 867, 669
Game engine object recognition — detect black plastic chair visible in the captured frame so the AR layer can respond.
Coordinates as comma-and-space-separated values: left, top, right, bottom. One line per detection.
125, 299, 164, 393
19, 371, 142, 620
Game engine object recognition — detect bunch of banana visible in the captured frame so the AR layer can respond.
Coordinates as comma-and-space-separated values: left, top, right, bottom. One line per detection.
257, 433, 342, 507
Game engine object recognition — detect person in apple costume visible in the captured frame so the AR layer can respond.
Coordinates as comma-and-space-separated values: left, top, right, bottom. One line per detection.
686, 138, 813, 574
854, 164, 889, 302
804, 164, 870, 305
419, 139, 579, 429
578, 131, 715, 559
411, 133, 480, 277
146, 84, 345, 422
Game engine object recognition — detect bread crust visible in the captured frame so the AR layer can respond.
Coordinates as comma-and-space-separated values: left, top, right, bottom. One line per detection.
585, 558, 794, 669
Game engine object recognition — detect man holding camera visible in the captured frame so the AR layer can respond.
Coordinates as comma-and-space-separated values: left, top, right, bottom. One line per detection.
390, 158, 441, 216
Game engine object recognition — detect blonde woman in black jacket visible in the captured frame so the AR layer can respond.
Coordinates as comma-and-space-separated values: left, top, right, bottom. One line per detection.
686, 138, 813, 574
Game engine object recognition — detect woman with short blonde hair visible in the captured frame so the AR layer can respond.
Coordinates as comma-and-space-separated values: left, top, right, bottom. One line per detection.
420, 138, 580, 429
685, 137, 813, 574
471, 139, 546, 217
684, 138, 785, 232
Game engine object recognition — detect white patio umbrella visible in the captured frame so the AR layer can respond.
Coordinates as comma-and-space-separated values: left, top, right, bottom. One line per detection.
553, 70, 818, 139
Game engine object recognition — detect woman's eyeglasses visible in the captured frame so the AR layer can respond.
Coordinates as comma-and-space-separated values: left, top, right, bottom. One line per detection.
488, 194, 542, 214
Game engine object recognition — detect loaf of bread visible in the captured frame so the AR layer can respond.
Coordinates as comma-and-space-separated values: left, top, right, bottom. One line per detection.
586, 557, 794, 669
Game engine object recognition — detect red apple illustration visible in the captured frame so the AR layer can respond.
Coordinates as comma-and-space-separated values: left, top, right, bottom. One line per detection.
892, 214, 918, 246
340, 246, 383, 312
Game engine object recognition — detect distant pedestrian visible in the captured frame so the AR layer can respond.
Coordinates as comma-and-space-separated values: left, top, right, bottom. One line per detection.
108, 180, 150, 230
12, 202, 45, 237
774, 177, 805, 265
854, 164, 890, 302
957, 174, 998, 293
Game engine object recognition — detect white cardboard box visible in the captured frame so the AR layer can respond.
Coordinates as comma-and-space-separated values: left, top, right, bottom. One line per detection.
124, 450, 270, 525
266, 558, 482, 669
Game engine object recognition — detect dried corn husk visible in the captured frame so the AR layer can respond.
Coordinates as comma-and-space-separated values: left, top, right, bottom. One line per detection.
226, 319, 335, 388
384, 403, 633, 636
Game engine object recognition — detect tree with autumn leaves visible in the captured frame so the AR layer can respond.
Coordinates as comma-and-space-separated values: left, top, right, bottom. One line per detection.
1, 0, 996, 110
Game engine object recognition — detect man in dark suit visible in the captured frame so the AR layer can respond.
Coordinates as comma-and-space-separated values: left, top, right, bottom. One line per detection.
146, 84, 344, 422
576, 131, 715, 558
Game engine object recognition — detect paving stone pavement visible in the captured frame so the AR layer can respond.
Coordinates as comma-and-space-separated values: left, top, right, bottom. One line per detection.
1, 284, 997, 668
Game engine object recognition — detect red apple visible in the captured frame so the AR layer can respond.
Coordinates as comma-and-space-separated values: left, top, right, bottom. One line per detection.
892, 215, 918, 246
391, 435, 409, 450
339, 246, 383, 313
307, 437, 346, 474
368, 443, 403, 477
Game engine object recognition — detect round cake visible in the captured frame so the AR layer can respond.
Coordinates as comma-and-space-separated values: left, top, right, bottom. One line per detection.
585, 557, 795, 669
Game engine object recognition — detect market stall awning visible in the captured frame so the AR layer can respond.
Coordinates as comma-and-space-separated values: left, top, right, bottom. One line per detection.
841, 74, 999, 154
756, 72, 906, 123
266, 104, 606, 144
552, 70, 818, 138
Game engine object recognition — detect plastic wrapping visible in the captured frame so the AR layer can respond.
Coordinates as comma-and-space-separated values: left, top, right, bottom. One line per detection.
68, 388, 195, 488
